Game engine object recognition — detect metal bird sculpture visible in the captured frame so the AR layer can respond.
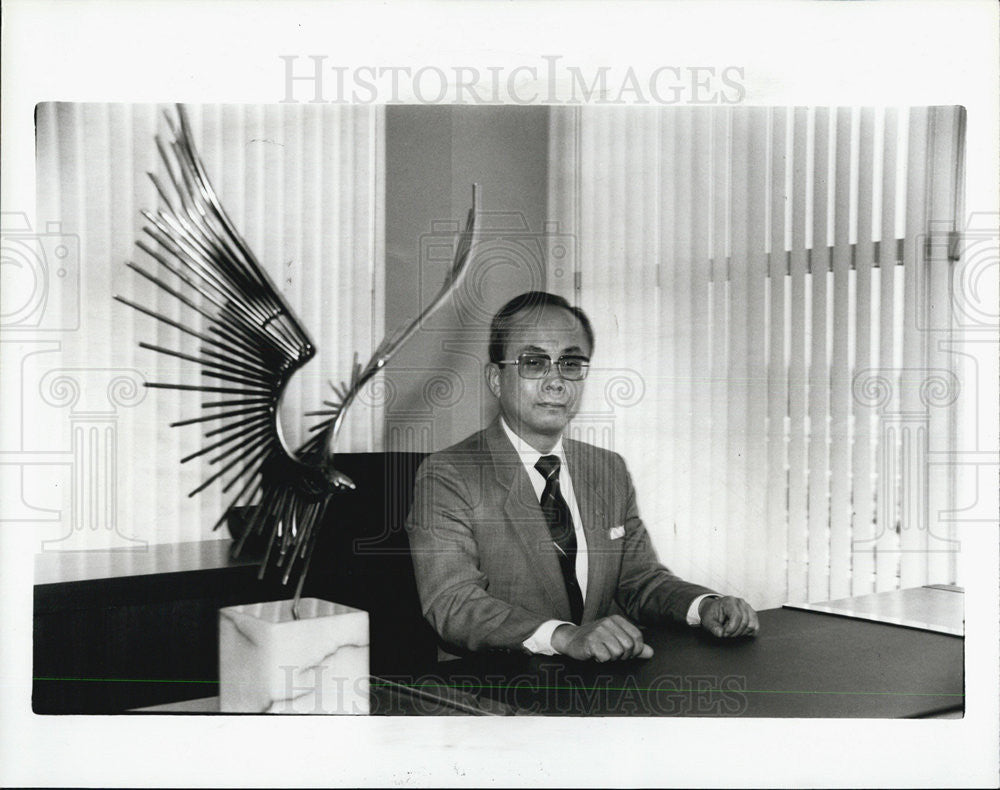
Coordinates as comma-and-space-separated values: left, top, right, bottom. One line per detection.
116, 105, 479, 612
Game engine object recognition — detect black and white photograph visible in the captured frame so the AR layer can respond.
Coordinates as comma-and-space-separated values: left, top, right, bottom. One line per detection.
2, 1, 998, 787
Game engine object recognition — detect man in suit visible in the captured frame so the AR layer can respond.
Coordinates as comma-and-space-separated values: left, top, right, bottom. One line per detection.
406, 291, 758, 661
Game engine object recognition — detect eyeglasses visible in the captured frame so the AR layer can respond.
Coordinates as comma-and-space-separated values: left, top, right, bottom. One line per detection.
497, 353, 591, 381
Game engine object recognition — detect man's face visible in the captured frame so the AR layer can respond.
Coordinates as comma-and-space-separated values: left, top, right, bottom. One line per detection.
486, 304, 592, 452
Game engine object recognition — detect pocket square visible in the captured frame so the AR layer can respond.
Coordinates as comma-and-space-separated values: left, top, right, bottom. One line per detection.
608, 525, 625, 540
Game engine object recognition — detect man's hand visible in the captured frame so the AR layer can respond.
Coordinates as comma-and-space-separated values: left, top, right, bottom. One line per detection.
550, 615, 654, 662
698, 595, 759, 637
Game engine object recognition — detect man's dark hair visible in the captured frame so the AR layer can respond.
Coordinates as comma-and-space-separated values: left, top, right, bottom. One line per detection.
488, 291, 595, 364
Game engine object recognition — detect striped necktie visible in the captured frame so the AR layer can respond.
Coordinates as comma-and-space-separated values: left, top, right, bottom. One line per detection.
534, 454, 584, 624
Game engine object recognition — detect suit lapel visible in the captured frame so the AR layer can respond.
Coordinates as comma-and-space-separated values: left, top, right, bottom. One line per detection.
484, 420, 570, 618
564, 439, 616, 622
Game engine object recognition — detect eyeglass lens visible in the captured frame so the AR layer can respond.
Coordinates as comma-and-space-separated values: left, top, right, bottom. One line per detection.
518, 354, 588, 380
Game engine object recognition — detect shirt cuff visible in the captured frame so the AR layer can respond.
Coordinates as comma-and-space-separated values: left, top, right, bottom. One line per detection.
686, 594, 721, 626
522, 619, 574, 655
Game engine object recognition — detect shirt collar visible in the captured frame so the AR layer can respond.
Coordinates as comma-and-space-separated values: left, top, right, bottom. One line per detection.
499, 416, 565, 469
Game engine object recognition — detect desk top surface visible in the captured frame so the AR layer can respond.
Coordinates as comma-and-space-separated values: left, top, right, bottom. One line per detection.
411, 606, 963, 717
136, 598, 964, 718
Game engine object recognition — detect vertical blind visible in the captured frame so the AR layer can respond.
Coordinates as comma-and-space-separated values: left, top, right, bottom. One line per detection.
548, 106, 964, 608
34, 103, 385, 550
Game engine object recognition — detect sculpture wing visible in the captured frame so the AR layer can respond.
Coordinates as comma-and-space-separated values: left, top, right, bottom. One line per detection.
117, 105, 479, 598
115, 105, 323, 582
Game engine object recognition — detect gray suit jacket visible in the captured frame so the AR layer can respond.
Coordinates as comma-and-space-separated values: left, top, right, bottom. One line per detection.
405, 418, 717, 655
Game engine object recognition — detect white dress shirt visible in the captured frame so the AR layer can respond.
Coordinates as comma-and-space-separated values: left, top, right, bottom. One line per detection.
499, 418, 714, 655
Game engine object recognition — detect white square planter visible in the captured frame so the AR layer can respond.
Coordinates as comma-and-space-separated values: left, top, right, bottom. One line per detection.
219, 598, 369, 714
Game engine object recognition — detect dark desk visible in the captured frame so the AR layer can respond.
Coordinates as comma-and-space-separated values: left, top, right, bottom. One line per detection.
380, 605, 963, 717
136, 599, 963, 718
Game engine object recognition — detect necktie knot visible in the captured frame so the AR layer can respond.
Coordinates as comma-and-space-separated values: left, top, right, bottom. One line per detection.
534, 454, 561, 481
